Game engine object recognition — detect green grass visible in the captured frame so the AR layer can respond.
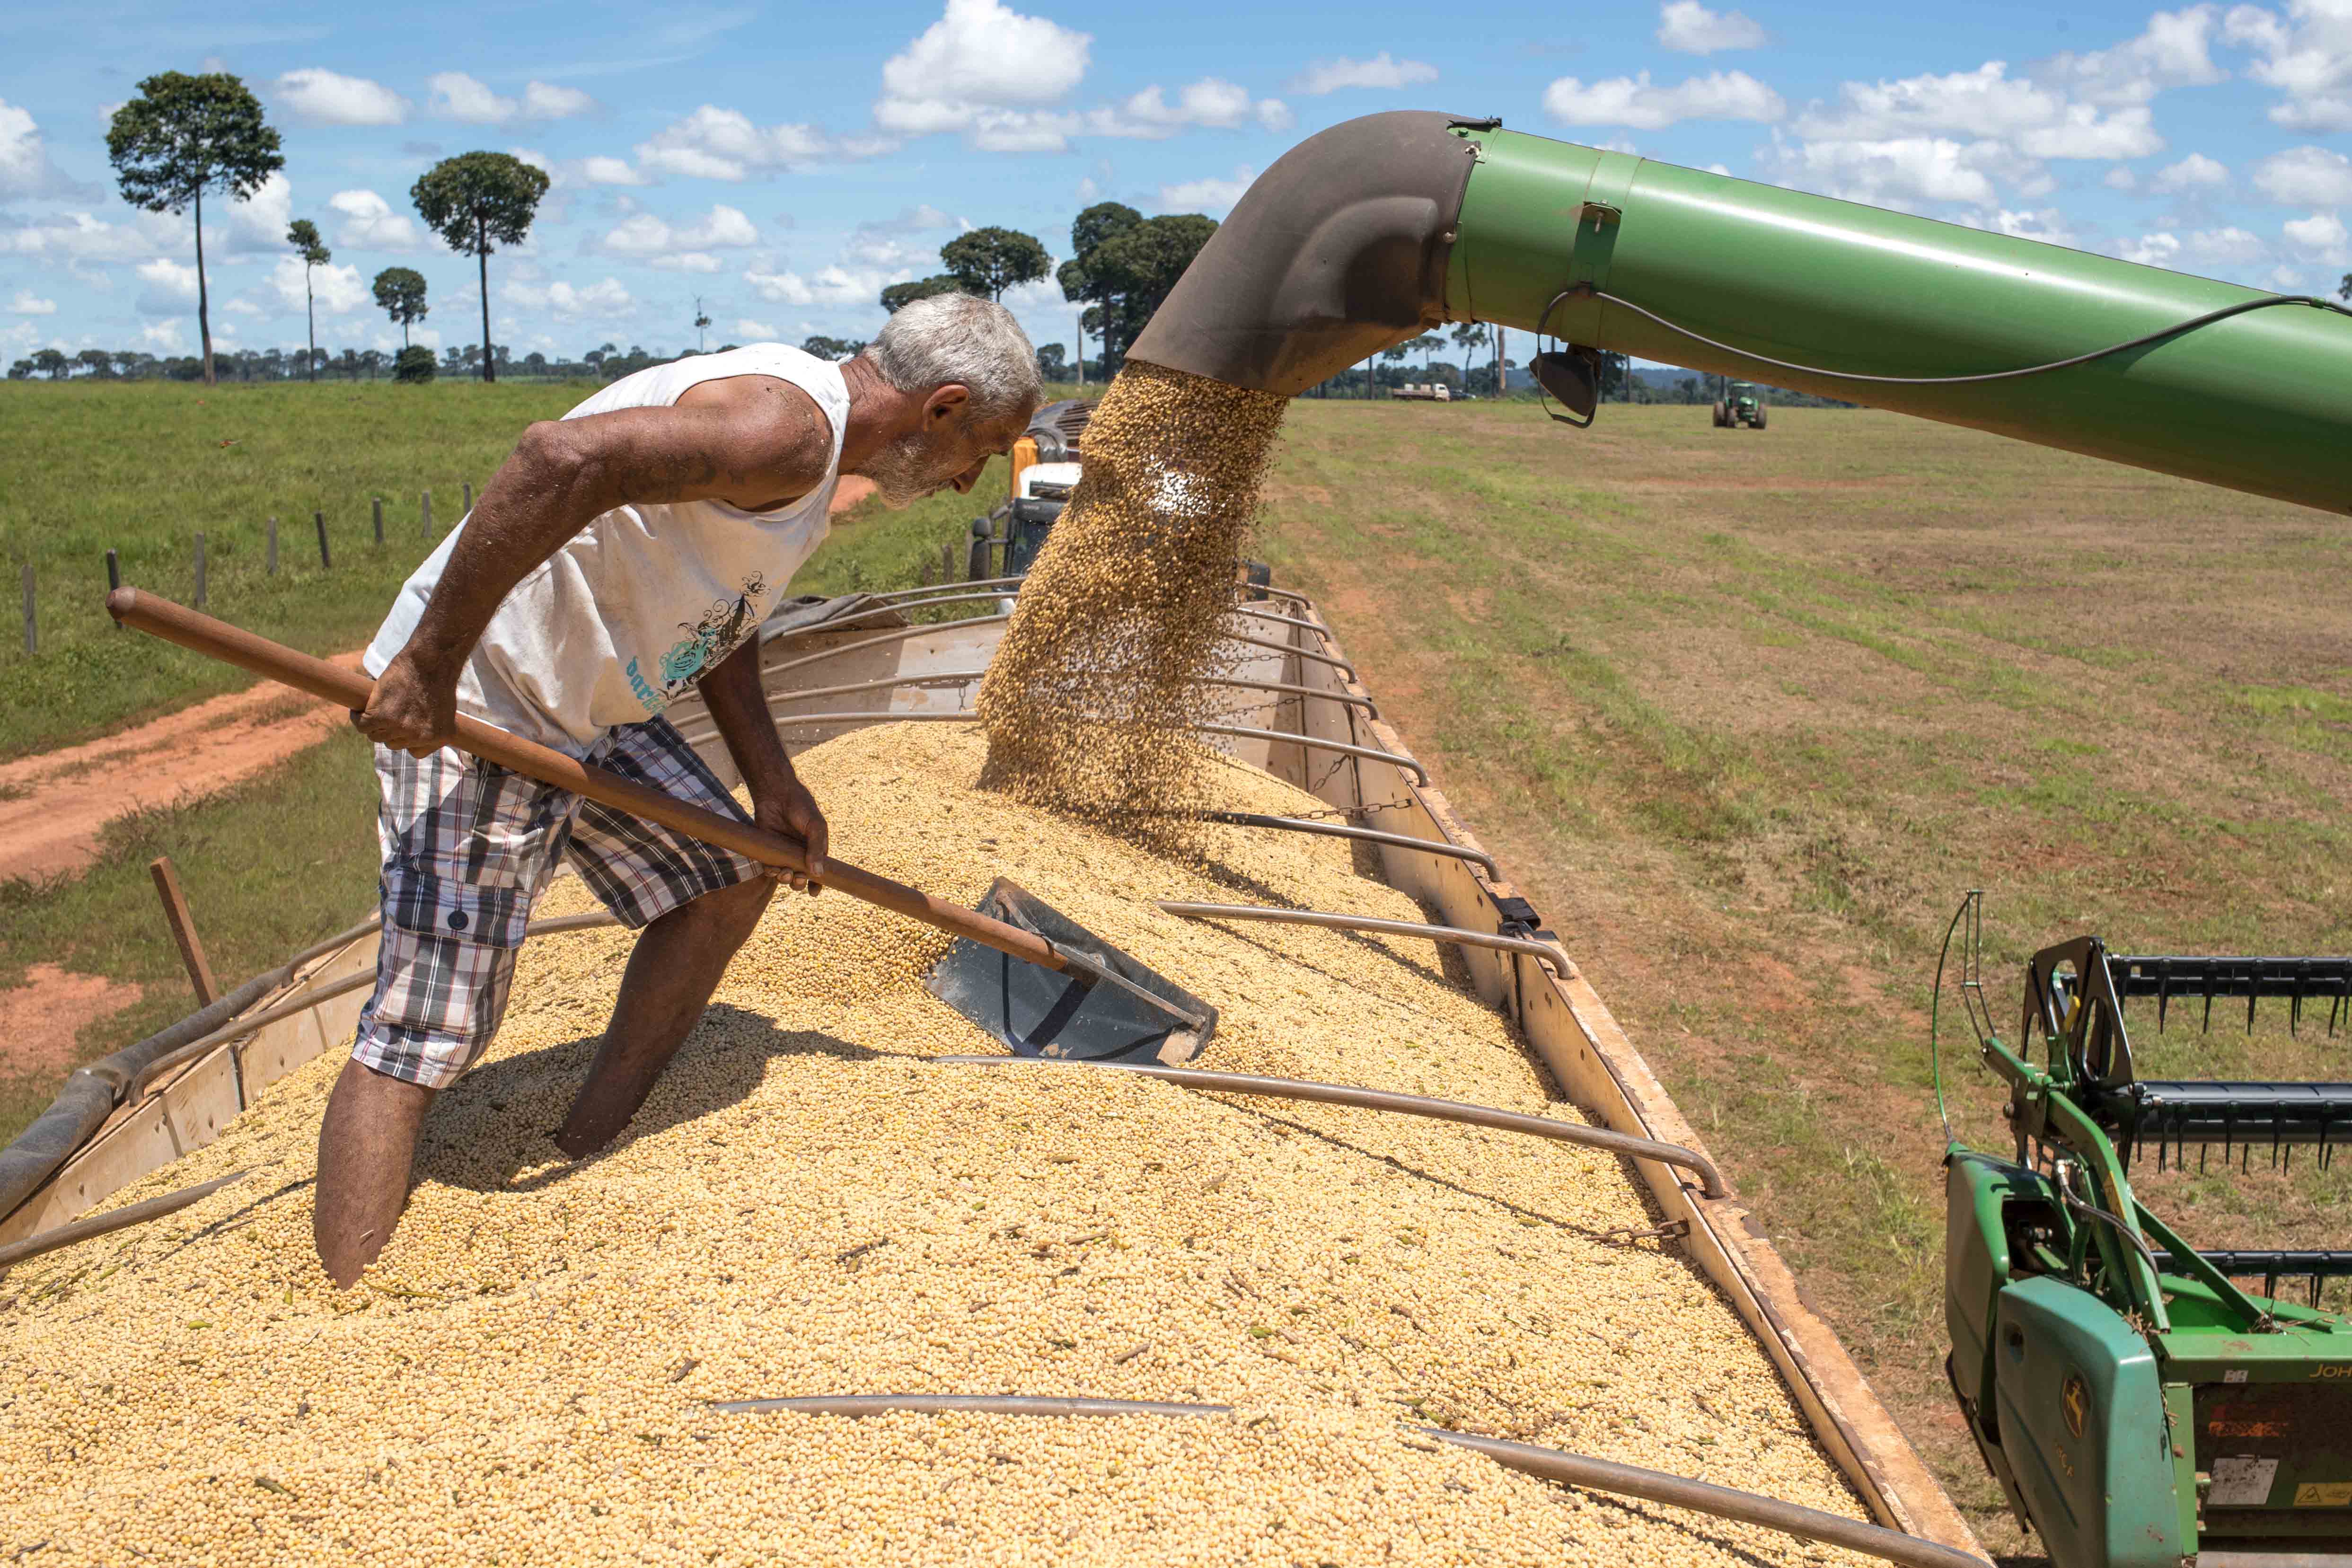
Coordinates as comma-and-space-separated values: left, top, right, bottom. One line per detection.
0, 377, 1028, 760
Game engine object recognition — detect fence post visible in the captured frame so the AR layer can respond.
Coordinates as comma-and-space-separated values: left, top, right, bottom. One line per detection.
19, 564, 32, 655
462, 481, 473, 514
373, 497, 384, 545
106, 548, 120, 626
267, 516, 279, 575
193, 533, 206, 609
421, 490, 432, 532
314, 511, 331, 570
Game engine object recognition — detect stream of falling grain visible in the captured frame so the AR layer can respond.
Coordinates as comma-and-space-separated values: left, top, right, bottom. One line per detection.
978, 360, 1289, 838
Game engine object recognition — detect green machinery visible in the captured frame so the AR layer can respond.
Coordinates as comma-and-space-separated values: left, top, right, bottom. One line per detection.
1934, 894, 2352, 1567
1713, 379, 1766, 429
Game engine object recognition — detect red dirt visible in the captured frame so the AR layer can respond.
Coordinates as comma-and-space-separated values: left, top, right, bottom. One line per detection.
0, 964, 144, 1079
0, 659, 367, 883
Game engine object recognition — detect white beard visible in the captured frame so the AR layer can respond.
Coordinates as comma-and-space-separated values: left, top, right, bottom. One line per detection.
856, 430, 967, 510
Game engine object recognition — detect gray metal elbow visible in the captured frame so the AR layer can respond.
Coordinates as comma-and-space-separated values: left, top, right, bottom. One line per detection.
1125, 110, 1479, 395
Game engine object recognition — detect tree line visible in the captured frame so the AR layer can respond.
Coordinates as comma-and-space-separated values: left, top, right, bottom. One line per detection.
875, 203, 1219, 380
100, 70, 550, 388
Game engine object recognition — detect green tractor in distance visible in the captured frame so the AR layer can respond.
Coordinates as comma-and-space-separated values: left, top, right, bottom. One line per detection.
1713, 380, 1767, 429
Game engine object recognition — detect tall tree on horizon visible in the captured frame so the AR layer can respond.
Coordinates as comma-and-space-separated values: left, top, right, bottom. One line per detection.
371, 266, 429, 347
411, 152, 548, 383
106, 73, 283, 387
286, 218, 330, 381
940, 227, 1051, 301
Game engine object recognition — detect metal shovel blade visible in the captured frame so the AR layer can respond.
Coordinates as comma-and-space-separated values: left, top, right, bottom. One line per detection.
924, 878, 1216, 1065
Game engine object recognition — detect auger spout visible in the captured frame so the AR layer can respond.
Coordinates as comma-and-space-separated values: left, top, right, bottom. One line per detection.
1129, 110, 2352, 516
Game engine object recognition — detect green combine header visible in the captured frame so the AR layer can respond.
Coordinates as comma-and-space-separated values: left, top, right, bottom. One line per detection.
1937, 895, 2352, 1567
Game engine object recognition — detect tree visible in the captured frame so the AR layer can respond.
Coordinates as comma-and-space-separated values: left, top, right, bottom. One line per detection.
394, 345, 436, 383
33, 348, 69, 380
7, 360, 31, 380
359, 348, 384, 379
410, 151, 549, 383
286, 218, 331, 381
801, 335, 865, 360
372, 266, 428, 347
880, 275, 965, 313
77, 348, 113, 378
1035, 342, 1068, 380
940, 226, 1051, 301
523, 350, 547, 374
1060, 207, 1214, 370
106, 72, 284, 387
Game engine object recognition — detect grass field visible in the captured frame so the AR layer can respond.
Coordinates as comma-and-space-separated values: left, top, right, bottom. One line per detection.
8, 383, 2352, 1557
0, 378, 1025, 760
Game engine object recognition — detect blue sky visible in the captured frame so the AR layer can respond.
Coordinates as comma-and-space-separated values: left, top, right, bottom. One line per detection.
5, 0, 2351, 365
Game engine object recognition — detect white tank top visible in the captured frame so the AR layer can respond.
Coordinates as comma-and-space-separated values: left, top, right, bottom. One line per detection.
364, 345, 851, 755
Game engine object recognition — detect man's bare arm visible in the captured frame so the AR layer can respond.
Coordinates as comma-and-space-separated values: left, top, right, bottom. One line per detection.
353, 375, 836, 755
697, 637, 828, 895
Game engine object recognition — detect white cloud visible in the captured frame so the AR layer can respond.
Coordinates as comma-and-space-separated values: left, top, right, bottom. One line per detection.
2227, 0, 2352, 129
736, 317, 783, 340
1286, 53, 1439, 94
522, 81, 597, 120
2122, 225, 2268, 270
503, 276, 634, 317
653, 253, 723, 273
1543, 69, 1784, 128
2105, 164, 2140, 189
2017, 103, 2162, 159
428, 72, 597, 126
140, 320, 184, 351
2284, 209, 2352, 262
744, 264, 892, 308
875, 0, 1092, 145
7, 290, 56, 315
1657, 0, 1767, 53
275, 68, 409, 127
1763, 133, 2026, 206
2253, 144, 2352, 204
327, 188, 420, 250
0, 211, 170, 264
1995, 207, 2079, 246
1796, 62, 2067, 139
2155, 150, 2229, 188
221, 172, 294, 254
1160, 166, 1257, 214
226, 298, 265, 317
270, 254, 370, 314
582, 156, 648, 186
637, 106, 836, 180
2045, 5, 2228, 106
135, 257, 199, 314
1084, 80, 1291, 140
598, 204, 758, 258
0, 99, 75, 198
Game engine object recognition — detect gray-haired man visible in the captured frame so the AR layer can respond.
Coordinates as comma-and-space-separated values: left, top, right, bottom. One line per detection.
325, 295, 1041, 1285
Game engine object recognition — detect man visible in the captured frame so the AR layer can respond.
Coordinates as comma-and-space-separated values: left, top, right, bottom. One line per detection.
324, 294, 1042, 1286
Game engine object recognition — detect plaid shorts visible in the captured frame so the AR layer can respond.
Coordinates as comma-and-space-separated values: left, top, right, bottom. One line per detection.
352, 716, 761, 1089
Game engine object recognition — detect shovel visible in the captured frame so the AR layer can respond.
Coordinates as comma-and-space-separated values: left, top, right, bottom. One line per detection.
105, 590, 1216, 1064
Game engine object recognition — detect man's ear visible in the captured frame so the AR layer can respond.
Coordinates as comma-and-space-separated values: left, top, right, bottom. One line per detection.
924, 384, 972, 425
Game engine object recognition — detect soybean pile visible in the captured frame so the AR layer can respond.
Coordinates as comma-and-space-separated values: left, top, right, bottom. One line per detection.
1, 723, 1874, 1567
979, 360, 1288, 834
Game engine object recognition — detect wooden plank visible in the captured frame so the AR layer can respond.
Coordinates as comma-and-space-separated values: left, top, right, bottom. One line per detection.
148, 855, 220, 1004
0, 1047, 243, 1246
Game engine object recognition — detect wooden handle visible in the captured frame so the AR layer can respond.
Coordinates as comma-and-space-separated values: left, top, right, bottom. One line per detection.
105, 589, 1069, 976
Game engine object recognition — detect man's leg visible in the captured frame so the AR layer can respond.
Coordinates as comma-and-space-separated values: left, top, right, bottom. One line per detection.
314, 1059, 439, 1287
554, 875, 773, 1157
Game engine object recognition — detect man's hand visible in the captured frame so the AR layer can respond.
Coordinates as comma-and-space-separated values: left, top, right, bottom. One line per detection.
351, 652, 458, 758
753, 772, 828, 895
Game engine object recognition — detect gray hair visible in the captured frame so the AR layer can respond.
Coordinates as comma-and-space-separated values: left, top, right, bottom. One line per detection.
864, 293, 1041, 423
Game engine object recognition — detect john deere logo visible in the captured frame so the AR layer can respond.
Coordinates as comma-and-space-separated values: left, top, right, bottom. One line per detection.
2062, 1373, 2089, 1438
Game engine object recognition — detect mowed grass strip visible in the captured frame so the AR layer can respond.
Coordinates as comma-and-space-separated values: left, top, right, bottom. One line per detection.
0, 378, 1028, 760
1251, 397, 2352, 1552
